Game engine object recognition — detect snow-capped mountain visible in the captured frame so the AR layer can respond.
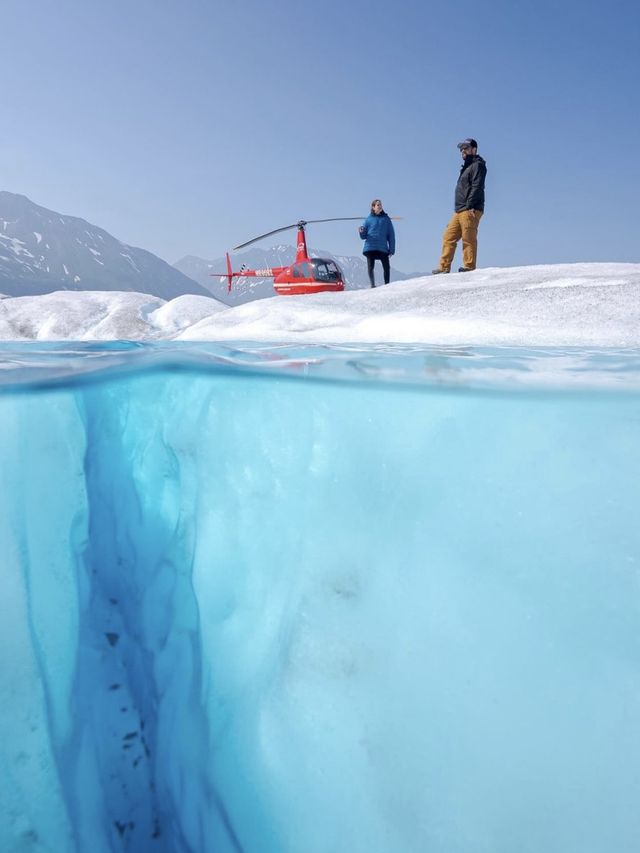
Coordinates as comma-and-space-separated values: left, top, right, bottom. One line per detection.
0, 192, 213, 301
174, 246, 426, 306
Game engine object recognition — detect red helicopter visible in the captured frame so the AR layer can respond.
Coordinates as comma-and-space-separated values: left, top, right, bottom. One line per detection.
212, 217, 388, 296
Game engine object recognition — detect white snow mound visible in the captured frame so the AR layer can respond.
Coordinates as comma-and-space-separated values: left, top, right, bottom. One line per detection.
0, 263, 638, 346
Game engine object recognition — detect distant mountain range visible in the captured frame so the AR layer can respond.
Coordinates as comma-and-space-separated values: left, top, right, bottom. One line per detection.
0, 190, 424, 305
175, 248, 426, 306
0, 191, 213, 301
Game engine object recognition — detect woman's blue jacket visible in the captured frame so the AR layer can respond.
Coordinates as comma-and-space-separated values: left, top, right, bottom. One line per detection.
359, 212, 395, 255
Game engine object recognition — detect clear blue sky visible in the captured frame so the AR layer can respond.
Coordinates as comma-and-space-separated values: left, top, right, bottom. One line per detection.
3, 0, 639, 273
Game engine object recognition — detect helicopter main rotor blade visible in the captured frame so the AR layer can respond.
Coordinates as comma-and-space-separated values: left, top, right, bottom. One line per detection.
233, 216, 404, 251
303, 217, 361, 224
304, 216, 404, 223
233, 223, 300, 250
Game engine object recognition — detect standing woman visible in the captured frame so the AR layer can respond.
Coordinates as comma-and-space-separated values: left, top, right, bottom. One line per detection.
359, 199, 396, 287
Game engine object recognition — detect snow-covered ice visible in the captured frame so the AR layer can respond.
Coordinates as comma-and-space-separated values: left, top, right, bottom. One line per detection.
0, 262, 638, 345
0, 291, 225, 342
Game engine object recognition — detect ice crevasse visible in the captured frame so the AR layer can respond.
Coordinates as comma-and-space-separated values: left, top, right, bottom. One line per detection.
1, 360, 640, 853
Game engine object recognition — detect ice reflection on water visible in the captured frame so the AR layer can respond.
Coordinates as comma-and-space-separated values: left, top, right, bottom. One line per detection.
1, 342, 640, 393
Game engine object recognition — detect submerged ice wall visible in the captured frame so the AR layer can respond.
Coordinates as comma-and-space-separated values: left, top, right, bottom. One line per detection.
1, 360, 640, 852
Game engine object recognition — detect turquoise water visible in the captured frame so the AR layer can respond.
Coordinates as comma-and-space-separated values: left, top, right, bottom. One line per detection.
1, 341, 640, 393
1, 342, 639, 853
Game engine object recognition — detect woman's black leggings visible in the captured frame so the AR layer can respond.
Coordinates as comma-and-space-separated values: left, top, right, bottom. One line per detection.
365, 251, 390, 286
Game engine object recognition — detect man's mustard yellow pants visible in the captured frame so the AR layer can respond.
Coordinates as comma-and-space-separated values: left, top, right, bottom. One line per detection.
438, 210, 483, 272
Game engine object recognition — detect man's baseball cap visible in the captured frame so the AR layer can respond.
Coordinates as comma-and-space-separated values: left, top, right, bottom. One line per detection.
457, 138, 478, 149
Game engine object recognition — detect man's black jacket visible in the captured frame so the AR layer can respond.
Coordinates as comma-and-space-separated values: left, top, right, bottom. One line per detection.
454, 155, 487, 212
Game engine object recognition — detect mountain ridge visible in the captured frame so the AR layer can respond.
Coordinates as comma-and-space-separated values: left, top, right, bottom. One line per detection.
0, 190, 425, 306
0, 191, 215, 302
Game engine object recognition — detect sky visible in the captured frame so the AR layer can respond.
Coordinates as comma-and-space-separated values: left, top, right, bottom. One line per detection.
2, 0, 640, 274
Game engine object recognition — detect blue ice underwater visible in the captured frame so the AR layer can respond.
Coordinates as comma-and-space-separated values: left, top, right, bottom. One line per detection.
0, 342, 639, 853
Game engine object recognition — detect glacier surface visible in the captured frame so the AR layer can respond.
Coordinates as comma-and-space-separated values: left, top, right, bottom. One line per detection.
1, 343, 640, 853
1, 262, 639, 346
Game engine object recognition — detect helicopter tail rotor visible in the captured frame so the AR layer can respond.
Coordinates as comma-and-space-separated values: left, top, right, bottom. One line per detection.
225, 252, 233, 292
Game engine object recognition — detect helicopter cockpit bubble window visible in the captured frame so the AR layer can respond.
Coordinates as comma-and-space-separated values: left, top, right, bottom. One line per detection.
311, 259, 341, 282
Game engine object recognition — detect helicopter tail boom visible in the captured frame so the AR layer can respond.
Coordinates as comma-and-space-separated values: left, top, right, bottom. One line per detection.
209, 252, 287, 292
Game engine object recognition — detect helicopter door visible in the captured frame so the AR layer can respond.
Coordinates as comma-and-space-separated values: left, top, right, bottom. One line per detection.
311, 259, 342, 282
292, 263, 311, 278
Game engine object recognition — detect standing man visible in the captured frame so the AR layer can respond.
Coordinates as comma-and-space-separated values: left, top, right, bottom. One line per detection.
432, 138, 487, 274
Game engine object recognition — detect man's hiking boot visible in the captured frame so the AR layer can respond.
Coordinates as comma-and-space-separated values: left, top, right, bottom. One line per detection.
458, 267, 473, 272
431, 269, 449, 275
